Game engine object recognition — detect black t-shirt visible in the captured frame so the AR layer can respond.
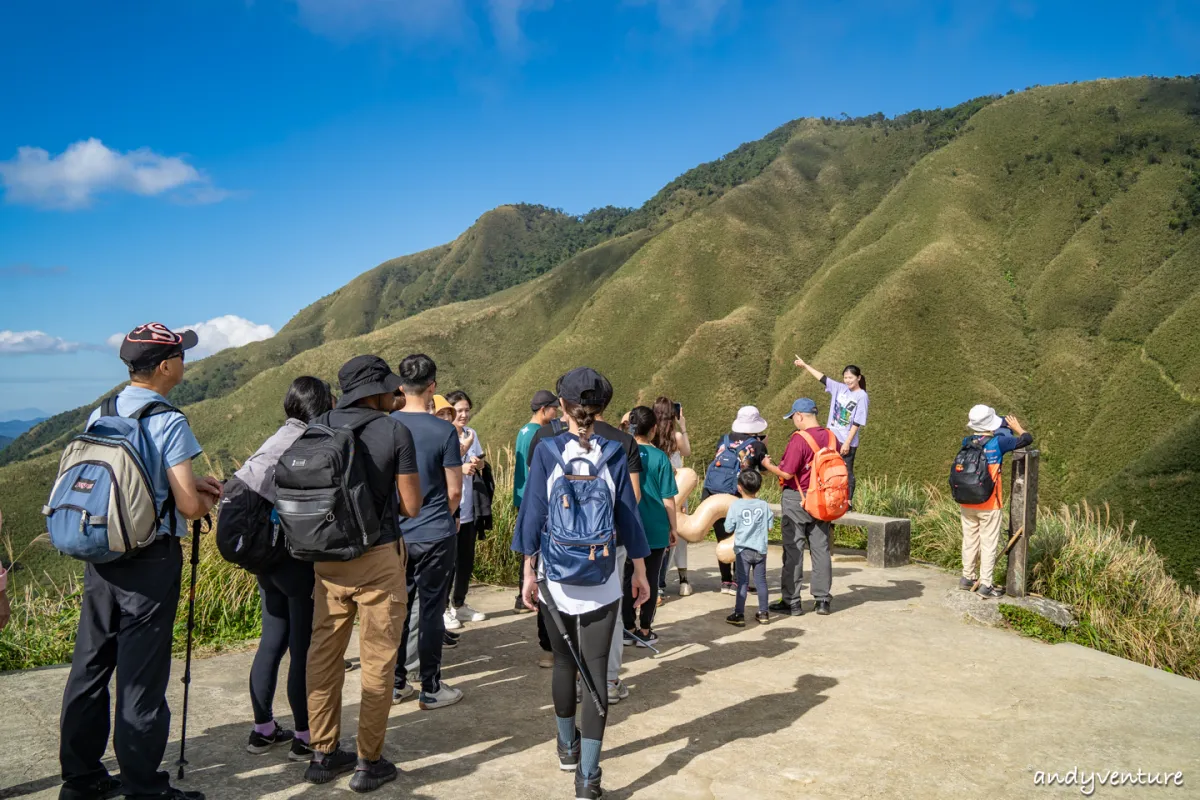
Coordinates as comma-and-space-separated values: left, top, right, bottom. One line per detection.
323, 407, 419, 545
529, 418, 642, 475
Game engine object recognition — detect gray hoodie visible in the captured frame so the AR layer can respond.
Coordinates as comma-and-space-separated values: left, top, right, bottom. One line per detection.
234, 418, 307, 503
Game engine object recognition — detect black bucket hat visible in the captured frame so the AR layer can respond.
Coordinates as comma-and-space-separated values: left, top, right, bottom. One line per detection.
337, 355, 402, 408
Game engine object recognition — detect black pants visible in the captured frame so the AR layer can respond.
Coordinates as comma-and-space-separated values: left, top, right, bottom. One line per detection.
843, 446, 858, 501
704, 488, 737, 583
395, 536, 455, 693
60, 537, 181, 799
448, 520, 477, 608
543, 599, 618, 741
250, 558, 314, 730
622, 547, 666, 632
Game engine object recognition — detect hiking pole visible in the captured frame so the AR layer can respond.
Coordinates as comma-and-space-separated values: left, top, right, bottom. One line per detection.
536, 576, 606, 719
625, 629, 660, 655
177, 514, 210, 781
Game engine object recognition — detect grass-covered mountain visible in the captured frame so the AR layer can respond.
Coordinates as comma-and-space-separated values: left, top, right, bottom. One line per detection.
3, 76, 1199, 587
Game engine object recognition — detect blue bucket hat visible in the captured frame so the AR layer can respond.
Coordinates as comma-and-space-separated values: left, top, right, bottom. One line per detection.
784, 398, 818, 419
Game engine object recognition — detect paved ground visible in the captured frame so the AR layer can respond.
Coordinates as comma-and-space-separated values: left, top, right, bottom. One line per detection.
2, 544, 1198, 800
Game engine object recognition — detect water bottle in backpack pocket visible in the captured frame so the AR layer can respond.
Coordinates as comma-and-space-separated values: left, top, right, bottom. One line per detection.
541, 441, 621, 586
273, 413, 383, 562
43, 399, 179, 563
215, 476, 287, 573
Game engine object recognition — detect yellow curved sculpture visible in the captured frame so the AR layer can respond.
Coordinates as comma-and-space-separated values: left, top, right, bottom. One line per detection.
673, 467, 734, 547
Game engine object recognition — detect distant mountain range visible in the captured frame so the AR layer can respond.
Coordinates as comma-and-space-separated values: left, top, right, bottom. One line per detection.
1, 76, 1198, 587
0, 435, 12, 452
0, 418, 47, 441
0, 408, 50, 423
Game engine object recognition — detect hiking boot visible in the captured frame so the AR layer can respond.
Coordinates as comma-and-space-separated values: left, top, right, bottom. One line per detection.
59, 775, 122, 800
958, 577, 976, 591
419, 682, 463, 710
348, 757, 398, 793
678, 580, 694, 597
456, 603, 487, 622
392, 684, 415, 704
607, 679, 629, 704
305, 747, 357, 784
755, 611, 770, 624
246, 723, 295, 754
977, 584, 1005, 599
444, 607, 463, 630
726, 612, 745, 627
815, 599, 832, 616
575, 766, 603, 800
289, 738, 314, 762
442, 631, 459, 649
537, 650, 555, 668
558, 729, 582, 771
635, 630, 658, 648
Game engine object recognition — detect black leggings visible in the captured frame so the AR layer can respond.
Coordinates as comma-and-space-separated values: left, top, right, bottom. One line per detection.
448, 520, 477, 608
622, 547, 666, 632
704, 488, 736, 583
250, 558, 314, 730
543, 599, 618, 741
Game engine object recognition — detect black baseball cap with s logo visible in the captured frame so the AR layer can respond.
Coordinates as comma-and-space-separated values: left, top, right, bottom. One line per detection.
119, 322, 199, 371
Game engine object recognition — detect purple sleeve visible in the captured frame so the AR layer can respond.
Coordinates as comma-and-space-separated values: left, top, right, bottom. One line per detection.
853, 392, 869, 427
824, 377, 847, 396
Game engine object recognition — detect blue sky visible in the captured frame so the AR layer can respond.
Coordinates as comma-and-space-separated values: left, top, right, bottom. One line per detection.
1, 0, 1197, 416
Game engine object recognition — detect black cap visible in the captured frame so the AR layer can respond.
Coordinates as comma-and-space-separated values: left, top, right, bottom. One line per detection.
119, 323, 199, 371
556, 367, 612, 407
337, 355, 402, 408
530, 389, 558, 412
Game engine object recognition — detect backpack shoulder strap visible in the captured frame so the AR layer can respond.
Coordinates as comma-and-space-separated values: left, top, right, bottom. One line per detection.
343, 410, 385, 433
130, 400, 181, 421
798, 429, 822, 453
100, 396, 119, 418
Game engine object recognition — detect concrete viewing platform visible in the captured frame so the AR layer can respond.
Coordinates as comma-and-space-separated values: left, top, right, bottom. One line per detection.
2, 543, 1198, 799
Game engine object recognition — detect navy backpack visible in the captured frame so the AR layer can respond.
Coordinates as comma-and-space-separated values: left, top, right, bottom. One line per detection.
541, 439, 622, 586
703, 435, 757, 495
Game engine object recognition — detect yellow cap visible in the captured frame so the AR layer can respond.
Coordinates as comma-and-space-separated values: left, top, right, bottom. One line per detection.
433, 394, 454, 414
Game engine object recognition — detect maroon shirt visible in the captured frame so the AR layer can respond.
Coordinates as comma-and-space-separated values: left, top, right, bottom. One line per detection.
778, 427, 840, 493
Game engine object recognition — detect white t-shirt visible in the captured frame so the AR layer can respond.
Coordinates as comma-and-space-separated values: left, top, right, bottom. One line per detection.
460, 427, 483, 523
538, 437, 622, 616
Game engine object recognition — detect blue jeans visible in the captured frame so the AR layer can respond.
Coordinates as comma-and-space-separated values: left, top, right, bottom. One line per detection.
735, 549, 768, 615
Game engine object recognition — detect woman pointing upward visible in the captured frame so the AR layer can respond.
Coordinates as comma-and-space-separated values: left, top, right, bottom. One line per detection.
794, 356, 869, 503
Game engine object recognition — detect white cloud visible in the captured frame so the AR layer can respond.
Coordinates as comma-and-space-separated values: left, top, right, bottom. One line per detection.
0, 138, 225, 210
106, 315, 276, 361
628, 0, 734, 35
291, 0, 553, 48
0, 330, 87, 355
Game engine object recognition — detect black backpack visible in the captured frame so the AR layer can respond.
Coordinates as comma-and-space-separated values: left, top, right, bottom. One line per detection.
215, 476, 285, 574
273, 412, 384, 561
949, 436, 995, 505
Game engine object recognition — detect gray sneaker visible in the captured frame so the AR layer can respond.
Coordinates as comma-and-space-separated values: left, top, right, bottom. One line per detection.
607, 680, 629, 704
976, 584, 1005, 599
958, 577, 976, 591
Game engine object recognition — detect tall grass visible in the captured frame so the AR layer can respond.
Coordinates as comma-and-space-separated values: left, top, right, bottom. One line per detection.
4, 455, 1198, 679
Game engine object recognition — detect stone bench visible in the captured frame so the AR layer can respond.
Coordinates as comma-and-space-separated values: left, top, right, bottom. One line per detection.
766, 505, 911, 569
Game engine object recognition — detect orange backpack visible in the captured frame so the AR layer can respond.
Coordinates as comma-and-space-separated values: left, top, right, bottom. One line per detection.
794, 429, 850, 521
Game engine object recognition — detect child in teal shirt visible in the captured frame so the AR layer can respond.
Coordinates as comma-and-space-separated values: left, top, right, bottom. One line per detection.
725, 470, 772, 625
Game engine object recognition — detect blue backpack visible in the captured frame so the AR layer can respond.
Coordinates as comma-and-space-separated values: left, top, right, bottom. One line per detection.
703, 435, 757, 495
43, 397, 179, 563
541, 439, 622, 586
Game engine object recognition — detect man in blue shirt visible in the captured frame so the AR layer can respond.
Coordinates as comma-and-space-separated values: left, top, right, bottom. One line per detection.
391, 354, 465, 711
59, 322, 222, 800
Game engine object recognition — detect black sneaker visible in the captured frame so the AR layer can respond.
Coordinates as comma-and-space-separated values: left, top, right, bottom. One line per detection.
246, 724, 295, 754
289, 738, 314, 762
726, 612, 745, 627
152, 790, 205, 800
348, 756, 398, 793
59, 776, 122, 800
305, 747, 358, 784
557, 729, 581, 771
575, 766, 603, 800
748, 583, 758, 594
622, 630, 636, 647
815, 599, 832, 616
767, 599, 791, 613
443, 631, 459, 649
445, 628, 461, 640
755, 612, 770, 624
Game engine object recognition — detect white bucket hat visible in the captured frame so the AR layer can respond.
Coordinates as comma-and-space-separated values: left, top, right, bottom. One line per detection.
731, 405, 768, 435
967, 404, 1003, 433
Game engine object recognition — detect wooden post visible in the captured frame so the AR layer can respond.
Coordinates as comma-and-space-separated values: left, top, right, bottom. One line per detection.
1005, 449, 1038, 598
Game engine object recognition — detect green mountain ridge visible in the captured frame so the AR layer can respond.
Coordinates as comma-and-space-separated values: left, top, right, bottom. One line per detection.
3, 76, 1198, 587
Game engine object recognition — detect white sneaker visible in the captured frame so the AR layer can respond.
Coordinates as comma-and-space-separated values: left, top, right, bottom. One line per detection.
607, 680, 629, 704
443, 608, 463, 630
419, 682, 464, 710
456, 603, 487, 622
